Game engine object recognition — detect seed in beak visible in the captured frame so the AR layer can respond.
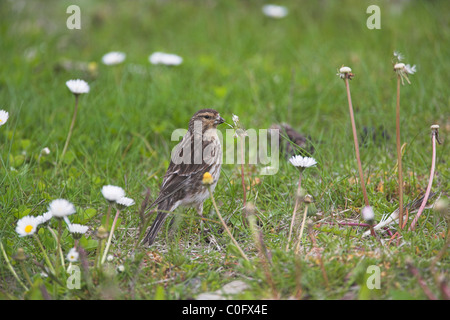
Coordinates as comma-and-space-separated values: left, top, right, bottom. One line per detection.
215, 116, 225, 124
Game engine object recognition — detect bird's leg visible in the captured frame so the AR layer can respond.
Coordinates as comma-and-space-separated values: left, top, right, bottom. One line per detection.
196, 203, 221, 251
168, 211, 183, 239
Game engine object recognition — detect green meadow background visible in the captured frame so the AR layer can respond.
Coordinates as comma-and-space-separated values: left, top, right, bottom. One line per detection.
0, 0, 448, 299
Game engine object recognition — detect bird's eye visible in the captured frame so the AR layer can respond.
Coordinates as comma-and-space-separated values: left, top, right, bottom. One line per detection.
204, 115, 211, 119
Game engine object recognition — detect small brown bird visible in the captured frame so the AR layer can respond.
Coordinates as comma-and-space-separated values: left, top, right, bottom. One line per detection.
144, 109, 225, 245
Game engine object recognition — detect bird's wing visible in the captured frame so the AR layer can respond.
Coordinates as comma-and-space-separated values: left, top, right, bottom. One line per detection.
148, 131, 217, 209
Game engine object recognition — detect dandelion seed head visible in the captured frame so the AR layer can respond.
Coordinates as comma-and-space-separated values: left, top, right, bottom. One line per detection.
337, 66, 353, 79
404, 64, 416, 75
48, 199, 76, 218
117, 265, 125, 273
101, 185, 126, 202
101, 51, 126, 65
66, 79, 90, 95
394, 63, 406, 70
232, 114, 239, 125
394, 51, 404, 61
362, 206, 375, 222
149, 52, 183, 66
262, 4, 288, 19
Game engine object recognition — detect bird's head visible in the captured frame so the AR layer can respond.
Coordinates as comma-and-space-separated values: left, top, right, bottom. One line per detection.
189, 108, 225, 132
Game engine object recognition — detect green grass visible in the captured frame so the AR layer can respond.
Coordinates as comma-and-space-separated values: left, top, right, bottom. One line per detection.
0, 0, 448, 300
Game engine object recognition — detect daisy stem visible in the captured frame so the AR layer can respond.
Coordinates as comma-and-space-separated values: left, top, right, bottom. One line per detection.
99, 204, 112, 262
47, 226, 64, 269
60, 94, 79, 164
0, 241, 28, 291
32, 234, 56, 275
345, 77, 370, 207
294, 203, 309, 255
207, 187, 249, 262
286, 172, 302, 251
56, 220, 65, 269
101, 208, 121, 265
409, 127, 437, 231
396, 75, 404, 229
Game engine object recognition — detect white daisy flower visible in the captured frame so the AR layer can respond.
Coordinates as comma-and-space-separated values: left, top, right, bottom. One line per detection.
41, 147, 51, 155
149, 52, 183, 66
66, 247, 79, 262
116, 197, 135, 207
262, 4, 288, 19
35, 211, 53, 224
16, 216, 40, 237
48, 199, 76, 218
101, 185, 126, 202
68, 223, 89, 237
101, 51, 126, 65
117, 265, 125, 273
66, 79, 90, 95
0, 110, 9, 126
362, 206, 375, 222
107, 254, 114, 262
289, 155, 317, 169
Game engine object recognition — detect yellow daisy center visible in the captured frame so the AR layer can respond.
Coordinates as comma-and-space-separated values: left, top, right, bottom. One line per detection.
24, 225, 33, 233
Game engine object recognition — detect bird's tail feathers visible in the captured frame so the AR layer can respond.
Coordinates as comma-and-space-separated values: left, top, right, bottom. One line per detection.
143, 211, 169, 246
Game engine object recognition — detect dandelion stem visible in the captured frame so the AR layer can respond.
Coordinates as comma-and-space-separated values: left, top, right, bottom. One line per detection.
286, 173, 302, 251
207, 186, 249, 261
60, 94, 79, 164
20, 261, 33, 287
396, 75, 404, 229
248, 213, 278, 298
95, 239, 103, 270
240, 138, 247, 206
0, 241, 29, 291
308, 225, 329, 288
345, 77, 369, 207
101, 208, 121, 264
409, 127, 437, 231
